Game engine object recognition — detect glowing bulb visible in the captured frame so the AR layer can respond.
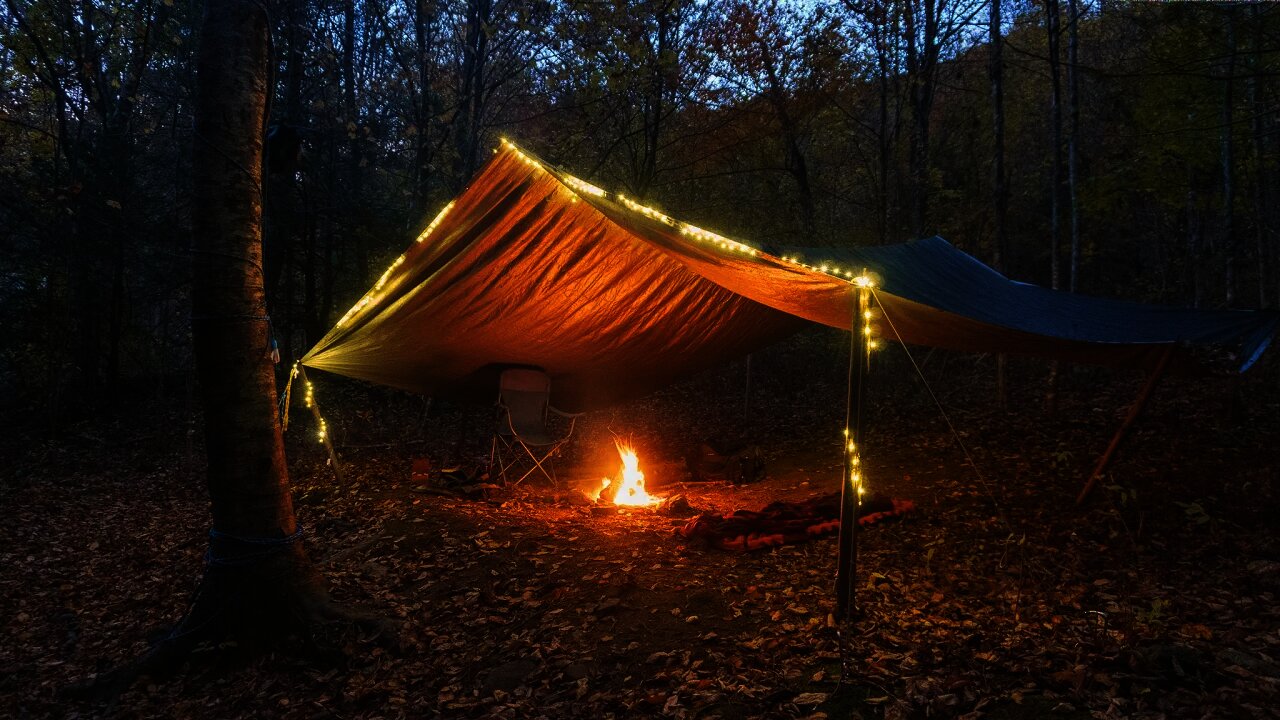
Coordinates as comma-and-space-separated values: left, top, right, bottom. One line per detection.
564, 174, 606, 198
415, 201, 455, 244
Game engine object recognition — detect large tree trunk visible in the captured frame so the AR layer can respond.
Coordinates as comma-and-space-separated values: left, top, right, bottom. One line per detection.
188, 0, 328, 643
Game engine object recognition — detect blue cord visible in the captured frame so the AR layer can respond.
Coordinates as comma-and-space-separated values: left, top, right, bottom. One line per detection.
205, 526, 304, 567
209, 526, 304, 545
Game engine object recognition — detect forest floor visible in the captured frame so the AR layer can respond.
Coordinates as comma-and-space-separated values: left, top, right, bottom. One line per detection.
3, 331, 1280, 719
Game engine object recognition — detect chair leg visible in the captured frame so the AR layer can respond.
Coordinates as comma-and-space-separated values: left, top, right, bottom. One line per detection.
492, 436, 520, 485
513, 443, 558, 486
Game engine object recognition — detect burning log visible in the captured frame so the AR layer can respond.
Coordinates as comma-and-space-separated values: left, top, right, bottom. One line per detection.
592, 440, 661, 508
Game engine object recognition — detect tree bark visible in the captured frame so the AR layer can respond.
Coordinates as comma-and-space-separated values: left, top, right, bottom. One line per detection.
1220, 7, 1237, 306
1066, 0, 1081, 293
874, 6, 896, 245
757, 33, 816, 239
1046, 0, 1062, 291
990, 0, 1008, 410
1045, 0, 1063, 413
135, 0, 337, 668
453, 0, 491, 189
413, 0, 440, 213
1250, 3, 1270, 307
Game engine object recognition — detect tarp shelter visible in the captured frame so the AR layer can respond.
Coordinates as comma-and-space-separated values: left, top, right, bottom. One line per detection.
301, 139, 1278, 410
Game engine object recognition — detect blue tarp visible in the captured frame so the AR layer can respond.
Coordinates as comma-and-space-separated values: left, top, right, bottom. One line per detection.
782, 237, 1279, 373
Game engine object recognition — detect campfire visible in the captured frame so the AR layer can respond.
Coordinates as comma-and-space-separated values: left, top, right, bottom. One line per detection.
593, 439, 661, 507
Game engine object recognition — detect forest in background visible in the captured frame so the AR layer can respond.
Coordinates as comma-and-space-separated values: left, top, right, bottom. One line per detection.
1, 0, 1277, 417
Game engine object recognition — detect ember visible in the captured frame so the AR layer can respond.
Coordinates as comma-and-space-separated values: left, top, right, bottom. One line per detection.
595, 440, 660, 507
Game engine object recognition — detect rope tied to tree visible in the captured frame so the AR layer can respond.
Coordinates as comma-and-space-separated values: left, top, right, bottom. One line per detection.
205, 525, 304, 567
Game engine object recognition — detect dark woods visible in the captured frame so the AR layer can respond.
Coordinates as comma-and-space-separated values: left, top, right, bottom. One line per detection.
2, 0, 1277, 417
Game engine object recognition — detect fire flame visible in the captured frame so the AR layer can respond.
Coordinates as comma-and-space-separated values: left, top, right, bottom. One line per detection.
596, 440, 659, 506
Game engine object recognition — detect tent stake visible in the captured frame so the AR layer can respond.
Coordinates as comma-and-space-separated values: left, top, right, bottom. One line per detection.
1075, 346, 1173, 505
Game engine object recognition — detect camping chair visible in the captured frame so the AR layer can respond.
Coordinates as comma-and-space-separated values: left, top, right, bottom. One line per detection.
489, 369, 579, 485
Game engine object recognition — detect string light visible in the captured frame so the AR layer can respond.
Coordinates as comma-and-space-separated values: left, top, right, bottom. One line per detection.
845, 274, 878, 507
373, 255, 406, 292
280, 362, 300, 430
846, 435, 866, 504
300, 377, 330, 445
496, 138, 766, 259
335, 201, 454, 329
617, 194, 678, 226
414, 201, 455, 244
858, 283, 876, 363
500, 137, 543, 170
563, 174, 606, 198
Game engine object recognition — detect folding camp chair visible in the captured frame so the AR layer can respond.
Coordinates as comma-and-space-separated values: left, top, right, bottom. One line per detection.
489, 368, 579, 485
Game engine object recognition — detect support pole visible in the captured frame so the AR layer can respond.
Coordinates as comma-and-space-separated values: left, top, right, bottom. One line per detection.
1075, 345, 1174, 505
835, 286, 868, 622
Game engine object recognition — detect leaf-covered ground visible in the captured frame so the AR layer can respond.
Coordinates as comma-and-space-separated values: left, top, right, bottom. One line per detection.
3, 334, 1279, 719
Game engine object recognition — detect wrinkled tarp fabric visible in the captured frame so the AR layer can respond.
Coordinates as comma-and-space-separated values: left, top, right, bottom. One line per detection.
782, 240, 1279, 374
302, 147, 1278, 411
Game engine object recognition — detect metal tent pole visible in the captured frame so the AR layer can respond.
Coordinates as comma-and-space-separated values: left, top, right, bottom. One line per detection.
835, 284, 868, 622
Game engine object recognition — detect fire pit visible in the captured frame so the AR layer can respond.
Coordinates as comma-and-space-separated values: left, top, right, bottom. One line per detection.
592, 440, 662, 508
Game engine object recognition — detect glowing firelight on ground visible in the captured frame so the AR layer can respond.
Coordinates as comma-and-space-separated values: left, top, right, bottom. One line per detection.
595, 440, 660, 506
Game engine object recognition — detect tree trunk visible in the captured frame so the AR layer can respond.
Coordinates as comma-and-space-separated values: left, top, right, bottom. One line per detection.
1067, 0, 1081, 293
186, 0, 327, 653
759, 40, 816, 239
453, 0, 490, 189
1046, 0, 1062, 291
342, 0, 368, 284
1045, 0, 1063, 414
990, 0, 1008, 411
856, 0, 899, 245
1250, 3, 1270, 307
413, 0, 439, 213
1187, 170, 1203, 308
1220, 7, 1237, 306
637, 3, 672, 198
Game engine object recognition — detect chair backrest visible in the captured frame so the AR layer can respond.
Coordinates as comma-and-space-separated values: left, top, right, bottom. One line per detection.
499, 369, 551, 436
